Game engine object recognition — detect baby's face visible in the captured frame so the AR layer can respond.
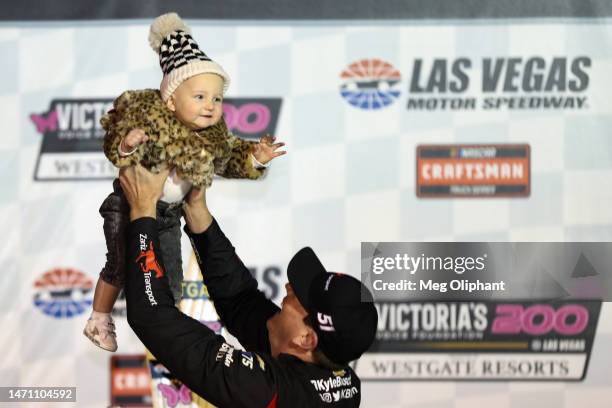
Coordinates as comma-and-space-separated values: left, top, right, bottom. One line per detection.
166, 73, 224, 130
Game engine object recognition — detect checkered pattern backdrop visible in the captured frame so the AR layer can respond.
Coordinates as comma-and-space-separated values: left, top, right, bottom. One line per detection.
1, 20, 612, 407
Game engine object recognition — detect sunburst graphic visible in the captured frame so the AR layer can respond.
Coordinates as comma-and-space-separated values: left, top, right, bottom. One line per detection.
340, 58, 401, 110
33, 268, 93, 318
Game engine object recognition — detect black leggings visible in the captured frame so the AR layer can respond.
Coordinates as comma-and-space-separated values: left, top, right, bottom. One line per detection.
99, 179, 184, 302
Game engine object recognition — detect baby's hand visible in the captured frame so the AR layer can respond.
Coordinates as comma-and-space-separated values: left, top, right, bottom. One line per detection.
120, 128, 149, 154
252, 135, 286, 165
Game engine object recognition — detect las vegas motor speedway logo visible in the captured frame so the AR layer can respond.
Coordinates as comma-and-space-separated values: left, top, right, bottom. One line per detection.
30, 97, 283, 181
340, 56, 591, 111
33, 268, 93, 319
339, 58, 402, 110
406, 57, 590, 111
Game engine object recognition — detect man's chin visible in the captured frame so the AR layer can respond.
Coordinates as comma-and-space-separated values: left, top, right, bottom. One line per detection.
267, 312, 282, 328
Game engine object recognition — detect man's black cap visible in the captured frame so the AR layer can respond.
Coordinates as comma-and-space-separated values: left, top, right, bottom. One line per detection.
287, 247, 378, 365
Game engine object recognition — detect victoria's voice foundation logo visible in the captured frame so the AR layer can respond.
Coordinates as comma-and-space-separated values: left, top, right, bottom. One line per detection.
340, 59, 402, 110
31, 99, 116, 181
31, 97, 283, 181
33, 268, 93, 319
356, 300, 601, 381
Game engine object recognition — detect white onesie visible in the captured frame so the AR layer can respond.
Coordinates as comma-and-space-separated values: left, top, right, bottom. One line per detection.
160, 168, 191, 204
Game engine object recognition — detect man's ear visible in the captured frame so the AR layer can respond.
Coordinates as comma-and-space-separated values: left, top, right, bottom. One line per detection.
166, 95, 176, 112
293, 327, 318, 352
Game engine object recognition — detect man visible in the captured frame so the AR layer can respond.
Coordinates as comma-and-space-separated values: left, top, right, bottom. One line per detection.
119, 164, 378, 407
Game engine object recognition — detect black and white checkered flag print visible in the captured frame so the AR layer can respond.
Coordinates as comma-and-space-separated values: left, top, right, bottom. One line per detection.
159, 30, 212, 75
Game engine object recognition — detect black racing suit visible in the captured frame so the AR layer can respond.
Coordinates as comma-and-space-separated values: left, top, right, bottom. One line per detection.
125, 217, 361, 407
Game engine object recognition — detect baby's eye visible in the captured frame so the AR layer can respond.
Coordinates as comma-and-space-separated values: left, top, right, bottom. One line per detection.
195, 95, 204, 100
214, 97, 223, 103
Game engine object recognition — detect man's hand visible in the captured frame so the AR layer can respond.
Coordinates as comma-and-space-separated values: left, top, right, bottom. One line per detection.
119, 164, 169, 221
183, 186, 213, 234
252, 135, 286, 165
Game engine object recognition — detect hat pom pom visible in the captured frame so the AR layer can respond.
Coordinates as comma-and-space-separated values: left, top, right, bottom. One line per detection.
149, 12, 191, 53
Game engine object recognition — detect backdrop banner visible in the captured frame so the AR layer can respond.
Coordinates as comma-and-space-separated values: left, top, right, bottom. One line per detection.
2, 12, 612, 408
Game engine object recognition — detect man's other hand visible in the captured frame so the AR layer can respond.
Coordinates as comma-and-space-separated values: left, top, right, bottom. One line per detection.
119, 164, 170, 221
183, 186, 213, 234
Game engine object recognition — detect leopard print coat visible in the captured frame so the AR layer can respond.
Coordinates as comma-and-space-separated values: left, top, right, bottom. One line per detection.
101, 89, 264, 188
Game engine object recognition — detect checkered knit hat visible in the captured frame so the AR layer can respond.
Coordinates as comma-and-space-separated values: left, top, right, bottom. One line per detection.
149, 12, 230, 101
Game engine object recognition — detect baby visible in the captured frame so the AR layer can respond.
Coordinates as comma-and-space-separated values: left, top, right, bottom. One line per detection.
83, 13, 285, 352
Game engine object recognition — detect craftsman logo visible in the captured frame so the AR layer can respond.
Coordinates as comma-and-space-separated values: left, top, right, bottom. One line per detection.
33, 268, 93, 319
110, 355, 152, 407
31, 98, 116, 181
339, 58, 401, 110
416, 144, 530, 198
